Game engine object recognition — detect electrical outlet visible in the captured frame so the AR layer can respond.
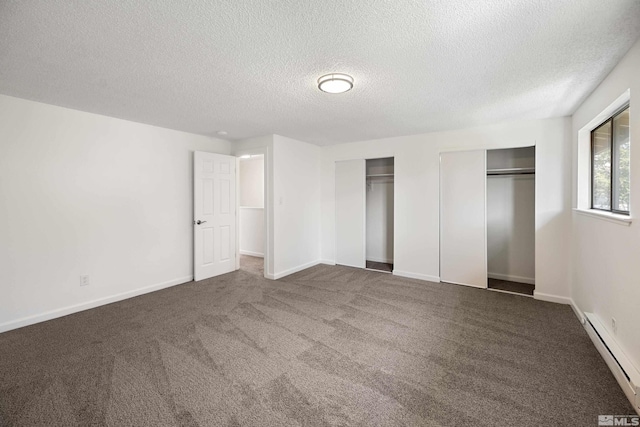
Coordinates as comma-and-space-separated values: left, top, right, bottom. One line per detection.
80, 275, 90, 287
611, 317, 617, 335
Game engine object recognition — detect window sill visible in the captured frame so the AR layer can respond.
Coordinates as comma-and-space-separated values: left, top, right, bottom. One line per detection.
573, 208, 632, 226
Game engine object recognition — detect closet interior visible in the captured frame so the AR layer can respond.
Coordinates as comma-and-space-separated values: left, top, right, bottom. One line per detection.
366, 158, 394, 272
486, 147, 536, 296
334, 157, 394, 272
439, 146, 535, 295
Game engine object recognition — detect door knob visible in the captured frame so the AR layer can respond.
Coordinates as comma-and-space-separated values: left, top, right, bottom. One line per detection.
195, 220, 207, 225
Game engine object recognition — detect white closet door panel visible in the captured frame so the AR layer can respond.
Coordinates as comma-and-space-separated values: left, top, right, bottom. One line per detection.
440, 150, 487, 288
335, 159, 366, 268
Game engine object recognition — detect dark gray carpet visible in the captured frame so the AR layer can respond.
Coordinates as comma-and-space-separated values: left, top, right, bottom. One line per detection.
0, 264, 634, 426
488, 278, 535, 296
240, 254, 264, 277
366, 260, 393, 273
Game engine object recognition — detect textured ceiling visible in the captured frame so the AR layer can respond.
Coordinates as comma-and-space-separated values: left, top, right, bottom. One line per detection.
1, 1, 640, 146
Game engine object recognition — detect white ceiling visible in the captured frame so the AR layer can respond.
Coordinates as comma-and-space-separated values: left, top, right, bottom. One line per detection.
1, 1, 639, 146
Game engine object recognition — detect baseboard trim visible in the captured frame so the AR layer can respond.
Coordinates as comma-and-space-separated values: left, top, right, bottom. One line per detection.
441, 279, 486, 289
366, 257, 393, 264
392, 270, 440, 283
239, 249, 264, 258
583, 312, 640, 414
488, 272, 535, 285
570, 299, 585, 325
333, 262, 365, 269
271, 260, 321, 280
487, 288, 533, 298
0, 275, 193, 334
533, 291, 572, 305
566, 301, 639, 414
320, 259, 336, 265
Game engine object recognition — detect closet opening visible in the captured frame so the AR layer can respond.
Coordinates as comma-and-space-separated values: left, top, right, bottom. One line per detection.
486, 147, 535, 296
365, 158, 394, 273
238, 154, 265, 277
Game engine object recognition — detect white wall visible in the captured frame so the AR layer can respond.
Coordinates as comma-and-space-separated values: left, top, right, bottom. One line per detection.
239, 208, 264, 257
239, 157, 264, 207
571, 38, 640, 372
272, 135, 322, 278
233, 134, 322, 279
0, 94, 230, 332
321, 117, 572, 301
238, 156, 264, 257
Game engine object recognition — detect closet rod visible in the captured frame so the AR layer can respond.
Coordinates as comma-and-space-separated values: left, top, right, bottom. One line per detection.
487, 171, 535, 176
486, 167, 535, 176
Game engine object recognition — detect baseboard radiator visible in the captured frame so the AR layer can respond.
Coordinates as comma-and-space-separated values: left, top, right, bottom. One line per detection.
584, 312, 640, 414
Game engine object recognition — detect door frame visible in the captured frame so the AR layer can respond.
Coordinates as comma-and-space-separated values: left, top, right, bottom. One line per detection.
438, 142, 537, 288
333, 153, 395, 270
234, 146, 271, 279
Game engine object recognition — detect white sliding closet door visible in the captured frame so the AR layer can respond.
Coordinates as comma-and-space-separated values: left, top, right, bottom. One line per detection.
440, 150, 487, 288
335, 159, 366, 268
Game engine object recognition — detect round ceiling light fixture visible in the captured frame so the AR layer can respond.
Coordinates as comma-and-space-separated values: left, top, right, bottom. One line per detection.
317, 73, 354, 94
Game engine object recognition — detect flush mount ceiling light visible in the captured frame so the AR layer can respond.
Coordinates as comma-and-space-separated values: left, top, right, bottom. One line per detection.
317, 73, 354, 94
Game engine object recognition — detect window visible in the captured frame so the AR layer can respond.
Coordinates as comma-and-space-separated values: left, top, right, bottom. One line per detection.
591, 105, 630, 214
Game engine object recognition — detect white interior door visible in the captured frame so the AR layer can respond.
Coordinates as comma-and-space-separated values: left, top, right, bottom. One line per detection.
335, 159, 366, 268
194, 151, 236, 281
440, 150, 487, 288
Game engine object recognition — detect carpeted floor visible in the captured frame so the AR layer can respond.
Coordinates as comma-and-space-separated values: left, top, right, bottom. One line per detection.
488, 278, 535, 296
0, 264, 634, 426
240, 254, 264, 277
366, 260, 393, 273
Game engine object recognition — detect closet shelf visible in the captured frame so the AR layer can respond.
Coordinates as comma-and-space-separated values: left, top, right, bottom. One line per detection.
366, 173, 394, 177
487, 167, 535, 176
